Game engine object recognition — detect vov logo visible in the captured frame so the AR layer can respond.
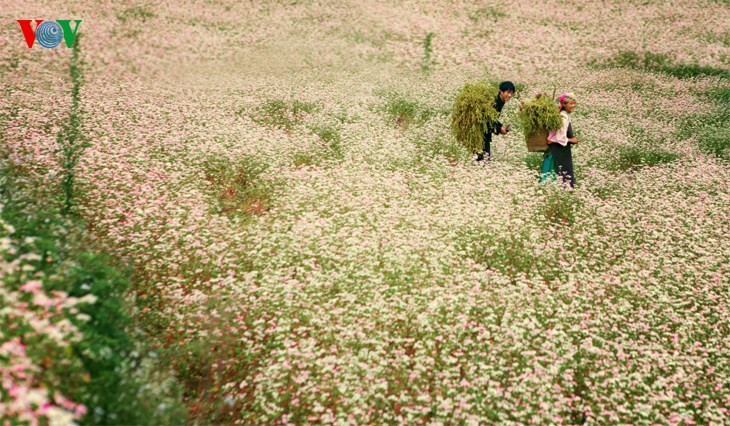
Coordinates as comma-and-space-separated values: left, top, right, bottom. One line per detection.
17, 20, 82, 48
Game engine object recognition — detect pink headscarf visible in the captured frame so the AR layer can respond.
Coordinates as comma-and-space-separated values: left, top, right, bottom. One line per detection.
557, 92, 577, 110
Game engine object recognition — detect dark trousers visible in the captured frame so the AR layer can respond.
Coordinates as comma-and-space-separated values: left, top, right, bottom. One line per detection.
483, 133, 492, 156
548, 143, 575, 188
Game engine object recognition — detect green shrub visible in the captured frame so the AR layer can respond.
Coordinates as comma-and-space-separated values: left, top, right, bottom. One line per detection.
55, 253, 186, 425
0, 190, 185, 426
451, 82, 499, 154
313, 124, 344, 158
677, 85, 729, 160
517, 94, 563, 137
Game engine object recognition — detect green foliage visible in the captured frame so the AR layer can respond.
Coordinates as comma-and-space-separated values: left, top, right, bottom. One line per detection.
117, 5, 156, 23
382, 96, 419, 129
59, 36, 88, 216
608, 146, 679, 171
291, 99, 318, 115
0, 174, 185, 425
57, 254, 186, 425
422, 32, 434, 73
294, 125, 345, 167
697, 127, 730, 160
252, 99, 319, 130
450, 82, 499, 154
678, 88, 729, 160
517, 95, 563, 137
597, 50, 730, 79
705, 86, 730, 104
703, 30, 730, 47
522, 153, 544, 173
203, 155, 274, 217
377, 94, 448, 130
469, 7, 507, 21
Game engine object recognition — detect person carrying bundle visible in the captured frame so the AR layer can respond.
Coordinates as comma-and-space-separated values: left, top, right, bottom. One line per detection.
476, 81, 515, 162
545, 93, 579, 187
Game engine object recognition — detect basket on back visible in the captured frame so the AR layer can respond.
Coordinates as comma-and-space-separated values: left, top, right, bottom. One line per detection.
450, 82, 499, 154
526, 130, 550, 152
517, 93, 563, 152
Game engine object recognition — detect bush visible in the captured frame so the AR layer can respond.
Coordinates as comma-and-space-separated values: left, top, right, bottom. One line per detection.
0, 194, 185, 425
117, 5, 156, 23
468, 7, 507, 21
451, 81, 499, 154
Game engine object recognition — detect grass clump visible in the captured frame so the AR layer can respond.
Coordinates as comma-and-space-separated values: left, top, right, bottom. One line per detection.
203, 156, 274, 217
252, 99, 318, 130
377, 94, 446, 130
469, 7, 507, 21
382, 96, 419, 129
422, 32, 435, 73
697, 127, 730, 160
678, 91, 730, 160
597, 50, 730, 79
517, 94, 563, 137
294, 124, 345, 167
457, 226, 568, 283
1, 166, 185, 425
609, 146, 679, 171
117, 5, 156, 23
450, 81, 499, 154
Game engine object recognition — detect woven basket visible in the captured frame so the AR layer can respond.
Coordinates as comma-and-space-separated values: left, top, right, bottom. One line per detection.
526, 130, 549, 152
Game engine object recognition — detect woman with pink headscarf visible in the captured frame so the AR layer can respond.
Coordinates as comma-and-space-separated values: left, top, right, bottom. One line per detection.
546, 93, 580, 188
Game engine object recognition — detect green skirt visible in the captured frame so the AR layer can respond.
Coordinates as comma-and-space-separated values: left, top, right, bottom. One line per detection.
540, 152, 556, 183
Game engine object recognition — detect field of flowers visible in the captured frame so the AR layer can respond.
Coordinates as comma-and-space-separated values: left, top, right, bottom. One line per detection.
2, 0, 730, 424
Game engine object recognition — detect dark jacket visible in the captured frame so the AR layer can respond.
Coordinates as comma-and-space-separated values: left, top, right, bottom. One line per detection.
484, 94, 506, 143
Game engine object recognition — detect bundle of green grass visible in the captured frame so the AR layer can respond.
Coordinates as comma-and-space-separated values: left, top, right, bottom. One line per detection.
451, 81, 499, 154
517, 94, 563, 152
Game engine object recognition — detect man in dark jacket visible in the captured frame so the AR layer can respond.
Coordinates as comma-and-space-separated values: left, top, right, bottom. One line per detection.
476, 81, 515, 162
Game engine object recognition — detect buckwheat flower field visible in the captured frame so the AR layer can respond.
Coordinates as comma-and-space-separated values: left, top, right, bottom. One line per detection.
2, 0, 729, 424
